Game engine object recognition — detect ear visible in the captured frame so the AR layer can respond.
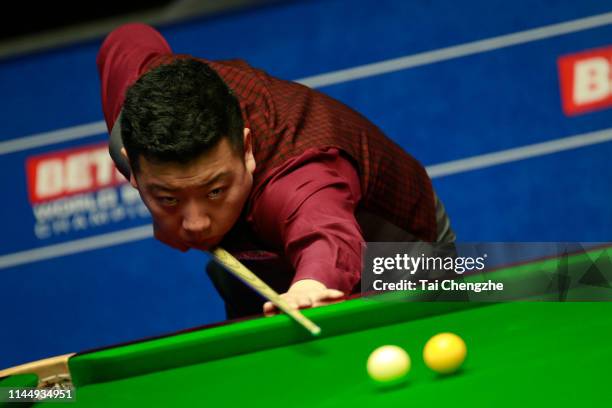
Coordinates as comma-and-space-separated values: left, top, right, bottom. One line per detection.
243, 128, 256, 174
121, 147, 138, 188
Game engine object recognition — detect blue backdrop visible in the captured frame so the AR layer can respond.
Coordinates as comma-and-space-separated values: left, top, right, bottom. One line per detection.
1, 0, 611, 369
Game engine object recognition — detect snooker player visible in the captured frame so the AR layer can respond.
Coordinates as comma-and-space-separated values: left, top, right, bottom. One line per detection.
96, 23, 455, 319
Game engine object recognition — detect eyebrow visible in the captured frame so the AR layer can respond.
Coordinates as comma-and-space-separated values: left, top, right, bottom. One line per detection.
146, 171, 230, 192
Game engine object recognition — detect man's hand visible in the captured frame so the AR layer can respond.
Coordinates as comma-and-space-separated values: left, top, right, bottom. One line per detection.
263, 279, 345, 316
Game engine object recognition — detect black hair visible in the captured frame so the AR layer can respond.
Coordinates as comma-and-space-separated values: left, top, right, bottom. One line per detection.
121, 58, 244, 173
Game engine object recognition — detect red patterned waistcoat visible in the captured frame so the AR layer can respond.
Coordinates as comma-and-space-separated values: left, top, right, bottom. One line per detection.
144, 56, 437, 242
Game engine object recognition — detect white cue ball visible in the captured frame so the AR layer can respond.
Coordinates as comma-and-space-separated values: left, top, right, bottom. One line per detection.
367, 345, 411, 384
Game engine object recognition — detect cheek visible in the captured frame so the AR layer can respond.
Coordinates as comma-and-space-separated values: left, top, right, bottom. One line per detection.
211, 189, 247, 228
225, 184, 250, 211
143, 201, 182, 229
138, 194, 157, 212
152, 212, 182, 232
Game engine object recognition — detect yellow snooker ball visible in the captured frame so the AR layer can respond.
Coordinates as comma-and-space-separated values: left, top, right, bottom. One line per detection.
367, 345, 411, 384
423, 333, 467, 374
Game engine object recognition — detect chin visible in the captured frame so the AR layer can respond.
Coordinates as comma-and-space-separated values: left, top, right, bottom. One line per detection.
188, 240, 219, 252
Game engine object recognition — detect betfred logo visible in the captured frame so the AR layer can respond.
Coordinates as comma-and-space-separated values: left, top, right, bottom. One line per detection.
26, 142, 127, 204
558, 46, 612, 116
25, 143, 149, 240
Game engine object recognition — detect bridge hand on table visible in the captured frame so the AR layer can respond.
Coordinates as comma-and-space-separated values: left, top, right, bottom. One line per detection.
263, 279, 345, 316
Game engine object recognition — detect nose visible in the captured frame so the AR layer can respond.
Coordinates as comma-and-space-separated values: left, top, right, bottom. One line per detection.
181, 200, 211, 234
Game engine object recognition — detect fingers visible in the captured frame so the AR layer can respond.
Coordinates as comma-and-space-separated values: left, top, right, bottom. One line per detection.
262, 290, 346, 316
311, 289, 345, 308
325, 289, 345, 298
297, 297, 314, 308
263, 301, 276, 317
263, 296, 299, 317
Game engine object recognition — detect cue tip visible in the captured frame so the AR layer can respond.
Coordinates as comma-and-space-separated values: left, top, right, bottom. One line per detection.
310, 325, 322, 336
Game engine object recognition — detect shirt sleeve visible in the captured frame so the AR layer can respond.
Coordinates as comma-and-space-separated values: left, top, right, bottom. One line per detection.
250, 148, 363, 293
96, 23, 172, 132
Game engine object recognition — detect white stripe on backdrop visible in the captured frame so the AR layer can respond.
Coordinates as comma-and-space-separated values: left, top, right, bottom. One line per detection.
1, 12, 612, 268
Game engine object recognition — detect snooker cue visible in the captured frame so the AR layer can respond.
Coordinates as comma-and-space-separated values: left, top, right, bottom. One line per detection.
211, 247, 322, 336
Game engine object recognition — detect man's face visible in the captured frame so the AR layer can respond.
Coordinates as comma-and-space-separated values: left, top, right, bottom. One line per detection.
129, 130, 255, 252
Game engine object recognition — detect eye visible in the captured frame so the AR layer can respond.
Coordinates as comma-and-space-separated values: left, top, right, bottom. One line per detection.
157, 196, 178, 206
208, 188, 225, 199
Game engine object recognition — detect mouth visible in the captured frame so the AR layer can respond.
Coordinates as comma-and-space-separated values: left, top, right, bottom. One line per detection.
184, 237, 220, 250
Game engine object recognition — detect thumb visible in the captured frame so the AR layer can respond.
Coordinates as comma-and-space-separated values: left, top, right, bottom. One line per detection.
325, 289, 345, 298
